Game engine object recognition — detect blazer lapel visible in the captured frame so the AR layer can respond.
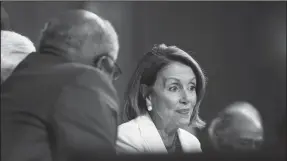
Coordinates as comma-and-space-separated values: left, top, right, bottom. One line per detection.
178, 128, 202, 153
135, 114, 168, 153
178, 128, 190, 152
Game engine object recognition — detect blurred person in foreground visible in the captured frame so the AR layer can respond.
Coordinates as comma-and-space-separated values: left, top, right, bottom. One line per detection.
116, 44, 207, 154
207, 101, 264, 152
1, 9, 121, 161
1, 30, 36, 83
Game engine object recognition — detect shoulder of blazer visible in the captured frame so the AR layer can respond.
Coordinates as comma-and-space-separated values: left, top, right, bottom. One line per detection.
178, 128, 202, 152
116, 119, 146, 153
117, 119, 142, 141
178, 128, 200, 142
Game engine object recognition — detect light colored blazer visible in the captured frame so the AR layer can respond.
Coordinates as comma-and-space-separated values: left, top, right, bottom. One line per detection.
116, 113, 202, 154
1, 30, 36, 82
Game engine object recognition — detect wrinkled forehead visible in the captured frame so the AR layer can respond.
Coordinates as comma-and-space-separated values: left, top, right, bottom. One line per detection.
156, 62, 196, 85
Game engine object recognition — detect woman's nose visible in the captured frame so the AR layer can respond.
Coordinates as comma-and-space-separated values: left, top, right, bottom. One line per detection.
179, 90, 190, 105
179, 99, 189, 105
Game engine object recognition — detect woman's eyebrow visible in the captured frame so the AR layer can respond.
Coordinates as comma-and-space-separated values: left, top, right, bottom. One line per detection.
161, 77, 179, 88
163, 77, 180, 83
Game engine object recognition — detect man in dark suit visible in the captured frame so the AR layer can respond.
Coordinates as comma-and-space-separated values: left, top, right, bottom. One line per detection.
1, 9, 121, 161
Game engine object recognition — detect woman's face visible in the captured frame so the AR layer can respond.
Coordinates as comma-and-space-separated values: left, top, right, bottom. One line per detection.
148, 62, 197, 129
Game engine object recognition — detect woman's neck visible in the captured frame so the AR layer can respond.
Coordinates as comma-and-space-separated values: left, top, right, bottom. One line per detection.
149, 112, 178, 147
158, 129, 177, 147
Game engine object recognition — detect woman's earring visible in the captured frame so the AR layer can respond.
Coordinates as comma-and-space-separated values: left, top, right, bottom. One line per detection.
147, 105, 152, 111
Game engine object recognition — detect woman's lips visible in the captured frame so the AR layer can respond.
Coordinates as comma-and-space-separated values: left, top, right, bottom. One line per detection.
176, 109, 190, 114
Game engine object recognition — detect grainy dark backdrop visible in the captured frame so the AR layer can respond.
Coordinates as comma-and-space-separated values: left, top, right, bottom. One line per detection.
2, 1, 286, 147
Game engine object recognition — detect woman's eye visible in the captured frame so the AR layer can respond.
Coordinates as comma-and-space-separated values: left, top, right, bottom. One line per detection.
188, 85, 196, 91
168, 86, 179, 92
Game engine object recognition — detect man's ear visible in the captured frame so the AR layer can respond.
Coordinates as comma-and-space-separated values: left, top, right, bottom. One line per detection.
93, 56, 113, 76
208, 118, 222, 138
208, 117, 224, 149
94, 56, 104, 69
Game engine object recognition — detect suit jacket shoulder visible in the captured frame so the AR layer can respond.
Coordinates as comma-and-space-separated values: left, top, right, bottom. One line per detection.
1, 53, 120, 161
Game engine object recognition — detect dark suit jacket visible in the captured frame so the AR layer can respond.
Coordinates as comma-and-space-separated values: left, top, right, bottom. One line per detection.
1, 52, 120, 161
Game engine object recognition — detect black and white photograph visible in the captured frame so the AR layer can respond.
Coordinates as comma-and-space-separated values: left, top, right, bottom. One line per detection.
1, 1, 286, 161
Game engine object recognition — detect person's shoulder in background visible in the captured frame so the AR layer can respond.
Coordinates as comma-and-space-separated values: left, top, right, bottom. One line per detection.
196, 125, 215, 152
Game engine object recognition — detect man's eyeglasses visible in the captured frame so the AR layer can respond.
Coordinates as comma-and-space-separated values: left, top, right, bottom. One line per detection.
94, 54, 122, 81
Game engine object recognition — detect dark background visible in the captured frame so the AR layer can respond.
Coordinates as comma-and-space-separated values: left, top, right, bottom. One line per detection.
2, 1, 286, 148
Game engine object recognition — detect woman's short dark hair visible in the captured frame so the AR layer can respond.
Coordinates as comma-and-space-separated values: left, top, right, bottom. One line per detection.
123, 44, 207, 129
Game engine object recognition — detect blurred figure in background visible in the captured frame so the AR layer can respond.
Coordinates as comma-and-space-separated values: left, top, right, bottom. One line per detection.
207, 101, 264, 152
117, 44, 207, 154
270, 113, 286, 156
1, 9, 121, 161
1, 5, 11, 30
1, 30, 36, 83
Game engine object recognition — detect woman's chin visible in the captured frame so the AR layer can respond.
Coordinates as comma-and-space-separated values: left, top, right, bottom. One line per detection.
177, 118, 191, 127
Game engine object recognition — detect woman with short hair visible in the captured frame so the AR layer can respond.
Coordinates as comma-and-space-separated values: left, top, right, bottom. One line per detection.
116, 44, 207, 154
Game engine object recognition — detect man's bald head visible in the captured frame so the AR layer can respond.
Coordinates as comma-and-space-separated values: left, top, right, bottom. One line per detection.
39, 9, 119, 64
208, 101, 264, 151
222, 102, 263, 131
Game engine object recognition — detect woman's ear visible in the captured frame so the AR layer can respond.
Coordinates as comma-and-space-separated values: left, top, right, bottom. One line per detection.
140, 84, 152, 104
140, 84, 148, 98
146, 97, 152, 107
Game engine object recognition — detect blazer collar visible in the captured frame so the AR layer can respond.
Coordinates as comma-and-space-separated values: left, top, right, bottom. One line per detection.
135, 113, 192, 153
135, 113, 167, 153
